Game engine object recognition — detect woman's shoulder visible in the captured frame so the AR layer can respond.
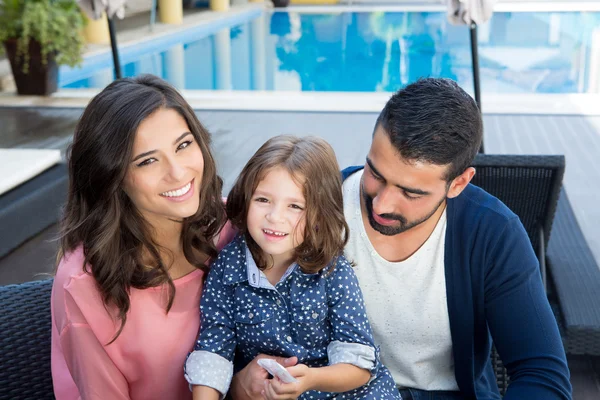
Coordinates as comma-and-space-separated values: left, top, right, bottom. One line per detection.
53, 245, 101, 300
215, 220, 238, 251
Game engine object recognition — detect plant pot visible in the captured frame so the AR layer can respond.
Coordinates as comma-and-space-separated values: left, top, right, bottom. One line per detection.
3, 39, 58, 96
272, 0, 289, 8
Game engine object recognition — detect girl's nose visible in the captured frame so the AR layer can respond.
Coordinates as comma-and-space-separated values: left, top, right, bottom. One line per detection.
266, 206, 285, 223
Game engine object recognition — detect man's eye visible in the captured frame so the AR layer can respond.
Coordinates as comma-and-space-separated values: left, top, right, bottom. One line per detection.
404, 191, 421, 200
370, 170, 383, 181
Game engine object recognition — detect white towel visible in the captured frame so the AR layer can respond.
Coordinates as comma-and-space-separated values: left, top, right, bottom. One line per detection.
77, 0, 126, 20
447, 0, 496, 26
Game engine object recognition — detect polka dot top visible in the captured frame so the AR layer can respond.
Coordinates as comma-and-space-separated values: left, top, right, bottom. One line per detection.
184, 234, 384, 396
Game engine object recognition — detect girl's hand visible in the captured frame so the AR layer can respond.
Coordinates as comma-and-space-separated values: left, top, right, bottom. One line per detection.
261, 364, 314, 400
230, 354, 298, 400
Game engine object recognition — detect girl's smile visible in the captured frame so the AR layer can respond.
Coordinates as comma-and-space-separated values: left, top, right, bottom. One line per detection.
246, 166, 306, 270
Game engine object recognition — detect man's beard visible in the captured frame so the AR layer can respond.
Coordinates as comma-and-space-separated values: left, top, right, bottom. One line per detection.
362, 189, 446, 236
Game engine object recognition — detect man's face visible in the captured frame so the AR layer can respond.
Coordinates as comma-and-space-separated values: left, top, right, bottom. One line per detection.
361, 127, 450, 236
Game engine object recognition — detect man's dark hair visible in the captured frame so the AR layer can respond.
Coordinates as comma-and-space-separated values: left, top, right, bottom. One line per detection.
375, 78, 483, 181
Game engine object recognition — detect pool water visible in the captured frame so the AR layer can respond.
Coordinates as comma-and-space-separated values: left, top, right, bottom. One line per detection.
61, 10, 600, 94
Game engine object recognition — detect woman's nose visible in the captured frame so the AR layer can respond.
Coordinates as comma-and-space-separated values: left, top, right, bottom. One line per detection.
166, 158, 186, 181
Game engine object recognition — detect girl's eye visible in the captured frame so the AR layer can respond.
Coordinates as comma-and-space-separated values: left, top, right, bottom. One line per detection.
137, 158, 157, 167
177, 140, 193, 151
290, 204, 304, 210
254, 197, 268, 203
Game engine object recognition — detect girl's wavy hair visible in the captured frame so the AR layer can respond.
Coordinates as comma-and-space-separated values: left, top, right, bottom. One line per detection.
227, 135, 348, 274
58, 74, 226, 342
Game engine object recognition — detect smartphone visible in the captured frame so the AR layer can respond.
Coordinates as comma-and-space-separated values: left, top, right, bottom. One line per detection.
257, 359, 298, 384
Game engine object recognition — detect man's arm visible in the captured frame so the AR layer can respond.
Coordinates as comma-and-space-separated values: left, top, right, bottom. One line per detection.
229, 355, 298, 400
485, 217, 571, 399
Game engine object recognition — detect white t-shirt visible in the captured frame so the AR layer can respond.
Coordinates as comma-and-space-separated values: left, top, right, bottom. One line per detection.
343, 169, 459, 391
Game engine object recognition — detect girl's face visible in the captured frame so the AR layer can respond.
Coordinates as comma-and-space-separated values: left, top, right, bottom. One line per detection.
247, 166, 307, 269
122, 108, 205, 230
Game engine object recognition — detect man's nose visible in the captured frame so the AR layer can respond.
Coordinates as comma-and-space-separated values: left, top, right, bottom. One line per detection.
372, 187, 395, 216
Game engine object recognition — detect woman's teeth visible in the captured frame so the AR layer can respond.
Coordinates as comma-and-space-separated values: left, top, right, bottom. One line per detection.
160, 182, 192, 198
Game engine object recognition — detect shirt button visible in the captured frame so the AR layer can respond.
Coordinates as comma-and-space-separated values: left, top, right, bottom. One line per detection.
311, 312, 319, 319
248, 312, 254, 319
276, 299, 282, 306
286, 336, 292, 343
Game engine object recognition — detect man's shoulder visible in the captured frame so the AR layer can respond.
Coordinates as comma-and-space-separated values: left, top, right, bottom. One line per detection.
341, 165, 364, 182
450, 183, 518, 227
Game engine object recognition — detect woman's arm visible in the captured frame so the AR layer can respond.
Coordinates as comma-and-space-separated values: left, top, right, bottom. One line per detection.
55, 291, 130, 399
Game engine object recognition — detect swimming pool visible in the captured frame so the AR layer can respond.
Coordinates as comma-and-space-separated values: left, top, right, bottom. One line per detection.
60, 10, 600, 94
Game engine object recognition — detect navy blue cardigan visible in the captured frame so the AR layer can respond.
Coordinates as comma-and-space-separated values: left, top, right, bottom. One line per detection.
342, 166, 571, 400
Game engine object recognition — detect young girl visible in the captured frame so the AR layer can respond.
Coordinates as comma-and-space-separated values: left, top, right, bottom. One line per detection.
185, 135, 400, 399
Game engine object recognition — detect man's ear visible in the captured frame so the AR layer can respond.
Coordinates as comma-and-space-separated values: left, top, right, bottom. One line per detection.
447, 167, 476, 199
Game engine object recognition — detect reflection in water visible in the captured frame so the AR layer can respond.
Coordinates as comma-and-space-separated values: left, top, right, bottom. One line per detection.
61, 11, 600, 94
214, 28, 232, 90
165, 44, 185, 89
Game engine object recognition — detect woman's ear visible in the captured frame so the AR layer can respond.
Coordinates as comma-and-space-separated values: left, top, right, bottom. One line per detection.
447, 167, 476, 199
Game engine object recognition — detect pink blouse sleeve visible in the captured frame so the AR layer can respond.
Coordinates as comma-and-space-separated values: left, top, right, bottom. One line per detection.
57, 288, 130, 400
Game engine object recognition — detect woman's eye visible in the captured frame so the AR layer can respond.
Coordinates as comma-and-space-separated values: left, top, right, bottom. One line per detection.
137, 158, 156, 167
177, 140, 193, 151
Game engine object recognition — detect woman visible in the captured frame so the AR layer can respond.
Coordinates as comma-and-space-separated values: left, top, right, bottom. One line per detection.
51, 75, 234, 400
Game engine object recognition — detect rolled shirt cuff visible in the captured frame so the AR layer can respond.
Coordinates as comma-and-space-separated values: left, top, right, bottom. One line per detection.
327, 340, 377, 376
185, 350, 234, 396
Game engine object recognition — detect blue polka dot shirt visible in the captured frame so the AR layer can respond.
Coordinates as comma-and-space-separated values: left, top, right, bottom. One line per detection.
184, 234, 386, 396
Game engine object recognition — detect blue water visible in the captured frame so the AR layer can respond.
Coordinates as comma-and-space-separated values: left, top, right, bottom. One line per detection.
61, 11, 600, 94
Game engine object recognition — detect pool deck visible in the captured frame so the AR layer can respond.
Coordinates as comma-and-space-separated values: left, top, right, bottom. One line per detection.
1, 108, 599, 274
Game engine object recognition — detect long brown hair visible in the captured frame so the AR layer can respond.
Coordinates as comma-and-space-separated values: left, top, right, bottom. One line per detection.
58, 75, 226, 341
227, 135, 348, 274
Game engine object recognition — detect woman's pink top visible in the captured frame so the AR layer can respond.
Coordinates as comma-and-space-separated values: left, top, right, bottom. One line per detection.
51, 223, 235, 400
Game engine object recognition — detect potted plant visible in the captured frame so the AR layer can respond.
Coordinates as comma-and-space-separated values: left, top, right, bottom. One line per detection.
0, 0, 85, 95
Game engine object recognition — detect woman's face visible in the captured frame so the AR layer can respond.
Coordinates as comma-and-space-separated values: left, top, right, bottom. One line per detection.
123, 108, 205, 229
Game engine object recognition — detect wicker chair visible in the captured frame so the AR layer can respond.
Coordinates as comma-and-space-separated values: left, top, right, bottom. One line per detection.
546, 188, 600, 356
471, 154, 566, 396
0, 279, 55, 400
471, 154, 565, 288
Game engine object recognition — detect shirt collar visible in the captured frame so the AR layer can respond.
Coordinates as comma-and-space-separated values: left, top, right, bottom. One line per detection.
222, 234, 297, 288
246, 246, 297, 290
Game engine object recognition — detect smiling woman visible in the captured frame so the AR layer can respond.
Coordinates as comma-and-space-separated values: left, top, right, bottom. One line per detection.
123, 108, 205, 231
50, 74, 235, 400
